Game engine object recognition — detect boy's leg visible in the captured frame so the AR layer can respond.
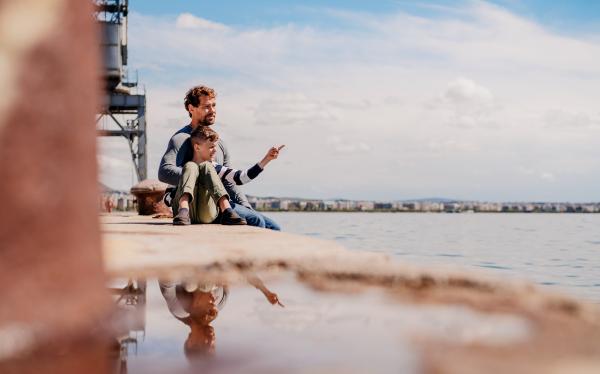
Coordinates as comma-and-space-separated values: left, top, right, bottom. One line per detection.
173, 162, 200, 225
195, 161, 245, 225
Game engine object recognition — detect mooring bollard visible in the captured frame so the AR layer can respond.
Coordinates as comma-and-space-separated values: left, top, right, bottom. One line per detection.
130, 179, 171, 216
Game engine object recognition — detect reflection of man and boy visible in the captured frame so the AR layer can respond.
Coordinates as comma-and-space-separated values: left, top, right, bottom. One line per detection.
159, 277, 283, 358
159, 85, 283, 229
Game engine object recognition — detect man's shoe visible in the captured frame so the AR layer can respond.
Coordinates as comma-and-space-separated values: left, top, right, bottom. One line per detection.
173, 209, 191, 226
221, 209, 247, 226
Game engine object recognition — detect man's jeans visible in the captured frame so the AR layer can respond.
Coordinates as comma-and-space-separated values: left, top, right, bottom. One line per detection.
230, 202, 281, 231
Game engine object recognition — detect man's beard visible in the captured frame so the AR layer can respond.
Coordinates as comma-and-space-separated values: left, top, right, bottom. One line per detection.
190, 309, 218, 325
198, 117, 215, 127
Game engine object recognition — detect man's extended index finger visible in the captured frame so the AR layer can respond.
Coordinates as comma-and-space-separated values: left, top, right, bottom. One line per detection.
277, 145, 286, 151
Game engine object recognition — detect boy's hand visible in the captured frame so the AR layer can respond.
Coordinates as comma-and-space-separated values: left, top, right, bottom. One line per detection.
265, 292, 284, 307
259, 145, 285, 168
266, 145, 285, 161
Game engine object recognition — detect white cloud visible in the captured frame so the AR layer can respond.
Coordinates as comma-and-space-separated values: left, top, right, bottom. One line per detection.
541, 172, 555, 182
398, 160, 420, 167
130, 62, 164, 71
440, 77, 494, 105
516, 166, 535, 175
326, 136, 371, 154
428, 140, 479, 152
97, 154, 130, 173
175, 13, 230, 31
435, 78, 502, 128
327, 99, 372, 110
544, 110, 599, 128
255, 93, 335, 125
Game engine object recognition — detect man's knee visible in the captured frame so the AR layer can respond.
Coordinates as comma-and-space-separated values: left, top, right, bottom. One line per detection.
245, 211, 266, 228
255, 215, 266, 228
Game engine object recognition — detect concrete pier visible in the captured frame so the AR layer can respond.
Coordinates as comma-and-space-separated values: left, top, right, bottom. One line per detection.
100, 213, 600, 374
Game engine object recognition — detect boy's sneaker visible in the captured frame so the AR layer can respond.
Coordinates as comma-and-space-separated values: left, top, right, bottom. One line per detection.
221, 209, 247, 226
173, 209, 191, 226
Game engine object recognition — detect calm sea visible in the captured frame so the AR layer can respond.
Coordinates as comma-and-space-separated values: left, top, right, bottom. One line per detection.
262, 212, 600, 301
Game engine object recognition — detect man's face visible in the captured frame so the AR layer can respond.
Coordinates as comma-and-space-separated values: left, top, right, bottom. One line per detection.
190, 290, 219, 325
193, 140, 218, 162
189, 95, 216, 126
185, 325, 216, 357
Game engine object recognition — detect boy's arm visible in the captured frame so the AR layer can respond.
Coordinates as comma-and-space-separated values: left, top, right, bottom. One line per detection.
218, 139, 252, 209
212, 145, 285, 186
213, 162, 263, 186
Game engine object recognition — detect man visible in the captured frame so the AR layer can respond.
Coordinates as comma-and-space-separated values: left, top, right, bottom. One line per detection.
159, 276, 283, 360
159, 86, 281, 230
159, 281, 221, 358
159, 85, 251, 209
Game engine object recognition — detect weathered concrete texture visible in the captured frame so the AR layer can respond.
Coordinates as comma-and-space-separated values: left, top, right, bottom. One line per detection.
0, 0, 110, 365
101, 213, 387, 278
101, 214, 600, 374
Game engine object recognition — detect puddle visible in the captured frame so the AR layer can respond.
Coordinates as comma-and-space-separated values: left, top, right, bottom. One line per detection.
108, 274, 532, 374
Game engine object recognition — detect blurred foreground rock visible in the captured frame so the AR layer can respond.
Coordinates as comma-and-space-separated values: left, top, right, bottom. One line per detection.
0, 0, 110, 370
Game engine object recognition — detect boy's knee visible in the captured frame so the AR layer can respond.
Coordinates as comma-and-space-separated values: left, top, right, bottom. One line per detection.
198, 161, 215, 174
182, 161, 199, 174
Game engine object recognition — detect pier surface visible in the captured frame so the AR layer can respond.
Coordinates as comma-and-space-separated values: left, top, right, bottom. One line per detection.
99, 213, 600, 374
101, 213, 387, 279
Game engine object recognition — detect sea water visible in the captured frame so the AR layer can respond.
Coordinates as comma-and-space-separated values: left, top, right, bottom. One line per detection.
263, 212, 600, 301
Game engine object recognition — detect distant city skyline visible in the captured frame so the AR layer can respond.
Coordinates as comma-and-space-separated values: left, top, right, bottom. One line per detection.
98, 0, 600, 202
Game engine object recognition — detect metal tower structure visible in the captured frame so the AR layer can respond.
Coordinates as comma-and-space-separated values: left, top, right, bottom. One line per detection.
94, 0, 148, 182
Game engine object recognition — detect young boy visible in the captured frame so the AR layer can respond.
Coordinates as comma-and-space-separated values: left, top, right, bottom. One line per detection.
169, 126, 284, 228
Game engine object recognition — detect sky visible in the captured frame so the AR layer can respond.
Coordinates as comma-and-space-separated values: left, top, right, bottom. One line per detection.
97, 0, 600, 202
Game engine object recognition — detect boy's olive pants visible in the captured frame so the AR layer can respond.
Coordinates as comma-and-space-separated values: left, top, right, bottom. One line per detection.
172, 161, 230, 224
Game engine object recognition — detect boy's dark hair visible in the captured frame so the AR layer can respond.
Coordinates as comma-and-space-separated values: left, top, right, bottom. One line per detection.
184, 85, 216, 118
190, 126, 219, 145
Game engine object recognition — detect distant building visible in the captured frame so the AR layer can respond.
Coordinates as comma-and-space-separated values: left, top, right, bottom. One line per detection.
403, 202, 420, 211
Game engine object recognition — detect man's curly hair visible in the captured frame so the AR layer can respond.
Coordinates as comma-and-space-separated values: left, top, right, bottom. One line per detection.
184, 86, 216, 118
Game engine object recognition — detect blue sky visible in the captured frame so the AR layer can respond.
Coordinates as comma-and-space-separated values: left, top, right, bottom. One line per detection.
98, 1, 600, 202
131, 0, 600, 34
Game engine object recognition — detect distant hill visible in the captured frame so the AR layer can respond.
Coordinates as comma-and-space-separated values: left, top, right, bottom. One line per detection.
398, 198, 461, 203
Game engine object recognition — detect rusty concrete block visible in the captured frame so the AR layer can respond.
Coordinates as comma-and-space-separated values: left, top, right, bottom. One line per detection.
0, 0, 110, 367
130, 179, 171, 216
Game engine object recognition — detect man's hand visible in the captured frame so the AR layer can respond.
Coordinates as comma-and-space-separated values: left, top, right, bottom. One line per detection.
259, 145, 285, 169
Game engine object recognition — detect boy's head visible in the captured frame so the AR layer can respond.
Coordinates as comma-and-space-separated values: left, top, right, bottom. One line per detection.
190, 126, 219, 162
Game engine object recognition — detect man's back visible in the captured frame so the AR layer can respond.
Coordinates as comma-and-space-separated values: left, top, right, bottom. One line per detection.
158, 125, 251, 208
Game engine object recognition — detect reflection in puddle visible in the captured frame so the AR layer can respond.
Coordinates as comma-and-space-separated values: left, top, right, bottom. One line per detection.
108, 275, 532, 374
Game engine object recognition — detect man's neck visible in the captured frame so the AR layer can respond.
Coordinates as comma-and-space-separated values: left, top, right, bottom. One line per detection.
190, 119, 211, 129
